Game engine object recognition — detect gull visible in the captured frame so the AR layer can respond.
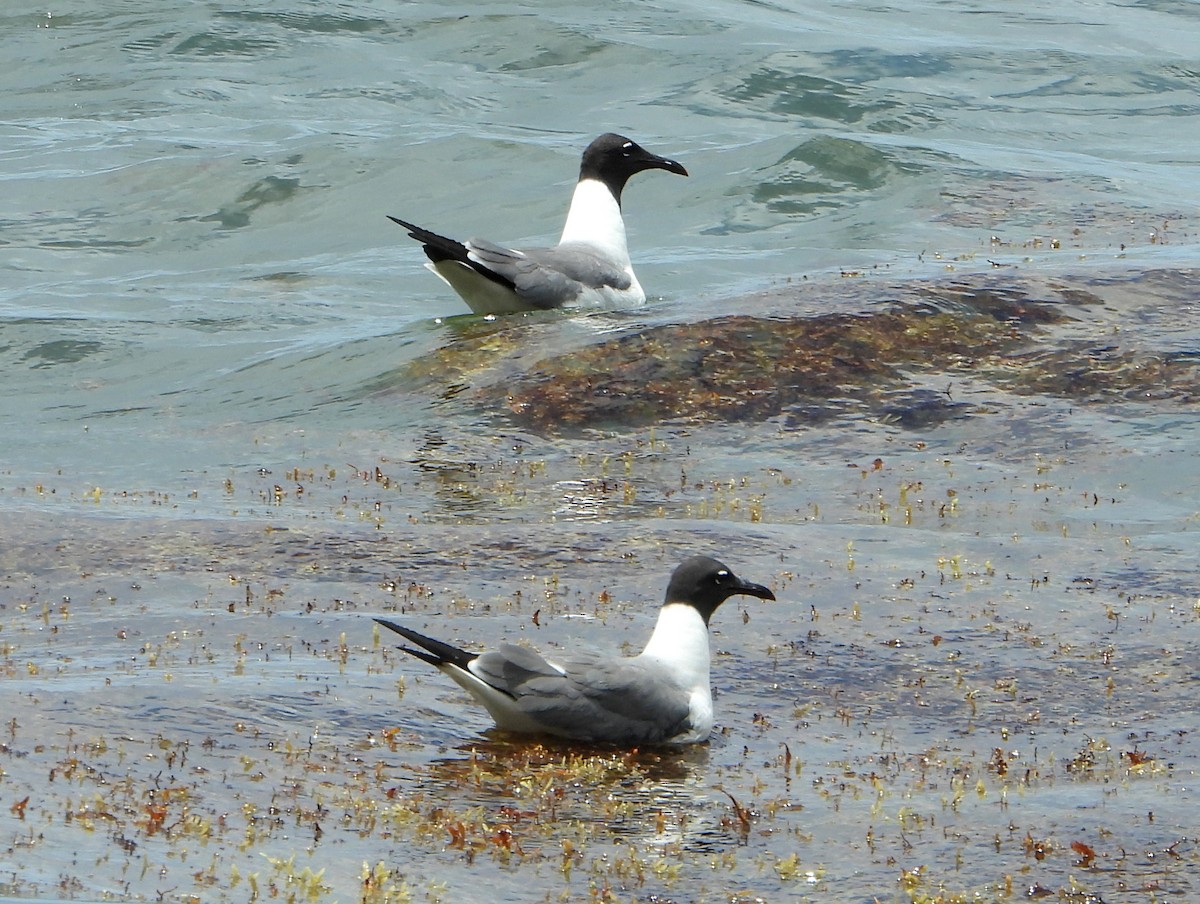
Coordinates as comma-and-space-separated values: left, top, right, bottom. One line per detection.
374, 556, 775, 745
388, 133, 688, 315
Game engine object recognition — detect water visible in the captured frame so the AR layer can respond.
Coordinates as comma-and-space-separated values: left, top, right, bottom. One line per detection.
2, 1, 1199, 902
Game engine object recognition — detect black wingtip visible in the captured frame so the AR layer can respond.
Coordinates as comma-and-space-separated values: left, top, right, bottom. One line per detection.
386, 215, 424, 239
374, 617, 476, 670
385, 216, 481, 271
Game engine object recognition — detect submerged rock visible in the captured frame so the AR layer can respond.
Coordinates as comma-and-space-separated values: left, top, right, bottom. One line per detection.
400, 269, 1200, 433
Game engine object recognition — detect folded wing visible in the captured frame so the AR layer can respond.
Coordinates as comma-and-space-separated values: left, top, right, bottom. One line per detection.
472, 646, 693, 744
459, 240, 628, 310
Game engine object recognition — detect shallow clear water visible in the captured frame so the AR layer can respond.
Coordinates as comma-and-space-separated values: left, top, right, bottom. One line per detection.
2, 2, 1199, 902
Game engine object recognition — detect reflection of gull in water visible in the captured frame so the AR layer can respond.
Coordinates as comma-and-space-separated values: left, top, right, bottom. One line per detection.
375, 557, 776, 745
409, 736, 743, 854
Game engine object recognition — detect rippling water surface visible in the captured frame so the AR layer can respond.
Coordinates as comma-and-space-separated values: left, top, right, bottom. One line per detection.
2, 2, 1199, 902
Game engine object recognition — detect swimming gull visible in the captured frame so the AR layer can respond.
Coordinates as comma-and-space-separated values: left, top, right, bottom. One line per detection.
373, 556, 775, 746
388, 133, 688, 315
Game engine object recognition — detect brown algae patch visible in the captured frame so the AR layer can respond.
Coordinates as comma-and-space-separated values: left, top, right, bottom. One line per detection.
500, 306, 1007, 429
448, 271, 1199, 431
499, 278, 1200, 429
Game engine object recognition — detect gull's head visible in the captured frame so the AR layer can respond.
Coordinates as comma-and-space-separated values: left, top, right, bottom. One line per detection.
664, 556, 775, 625
579, 133, 688, 205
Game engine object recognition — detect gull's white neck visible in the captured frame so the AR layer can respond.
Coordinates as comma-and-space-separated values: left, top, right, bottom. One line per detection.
558, 178, 630, 264
637, 603, 711, 689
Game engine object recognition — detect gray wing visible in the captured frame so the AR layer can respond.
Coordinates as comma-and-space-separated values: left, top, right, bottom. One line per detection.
472, 645, 692, 745
466, 239, 632, 310
471, 642, 565, 689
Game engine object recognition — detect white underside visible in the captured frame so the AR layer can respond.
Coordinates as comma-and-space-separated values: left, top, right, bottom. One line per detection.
427, 261, 530, 315
439, 662, 547, 733
635, 603, 715, 742
559, 179, 629, 254
558, 181, 645, 304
